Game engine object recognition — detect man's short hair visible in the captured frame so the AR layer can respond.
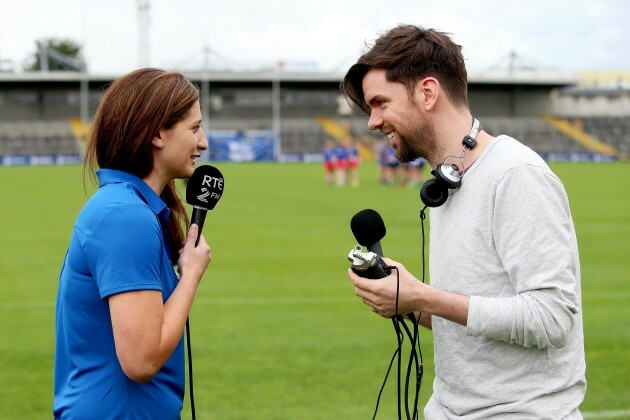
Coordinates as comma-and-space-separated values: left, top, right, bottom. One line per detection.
340, 24, 469, 114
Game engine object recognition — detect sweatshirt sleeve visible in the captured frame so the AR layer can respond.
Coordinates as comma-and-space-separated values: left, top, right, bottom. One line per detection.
466, 163, 580, 349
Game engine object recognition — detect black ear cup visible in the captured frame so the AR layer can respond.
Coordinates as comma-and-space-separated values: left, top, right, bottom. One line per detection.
420, 164, 462, 208
420, 177, 449, 207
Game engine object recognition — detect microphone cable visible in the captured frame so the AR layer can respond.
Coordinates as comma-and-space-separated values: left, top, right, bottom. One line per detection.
186, 318, 196, 420
400, 312, 422, 420
370, 206, 430, 420
371, 266, 423, 420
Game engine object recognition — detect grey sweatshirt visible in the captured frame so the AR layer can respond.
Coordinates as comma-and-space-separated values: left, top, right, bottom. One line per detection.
424, 136, 586, 419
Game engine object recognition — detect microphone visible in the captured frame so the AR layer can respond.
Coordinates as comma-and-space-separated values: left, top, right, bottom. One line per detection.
350, 209, 386, 256
348, 209, 390, 279
349, 209, 417, 324
186, 165, 224, 245
184, 165, 224, 419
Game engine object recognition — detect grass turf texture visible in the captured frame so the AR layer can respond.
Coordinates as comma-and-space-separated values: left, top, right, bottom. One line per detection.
0, 161, 628, 418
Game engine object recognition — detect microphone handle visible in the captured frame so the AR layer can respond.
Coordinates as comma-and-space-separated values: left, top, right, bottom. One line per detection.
367, 241, 383, 257
191, 206, 208, 246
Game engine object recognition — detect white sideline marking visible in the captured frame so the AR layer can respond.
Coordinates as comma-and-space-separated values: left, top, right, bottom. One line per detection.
2, 289, 627, 310
583, 410, 630, 419
0, 296, 356, 309
0, 301, 54, 308
195, 296, 355, 306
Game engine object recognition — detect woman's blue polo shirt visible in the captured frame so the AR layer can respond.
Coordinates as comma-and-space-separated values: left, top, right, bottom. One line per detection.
54, 169, 184, 419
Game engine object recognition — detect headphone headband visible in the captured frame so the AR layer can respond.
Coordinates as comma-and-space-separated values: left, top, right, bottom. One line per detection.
469, 118, 480, 139
463, 118, 480, 150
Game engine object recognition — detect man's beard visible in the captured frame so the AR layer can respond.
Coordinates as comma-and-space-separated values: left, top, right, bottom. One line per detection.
393, 115, 435, 163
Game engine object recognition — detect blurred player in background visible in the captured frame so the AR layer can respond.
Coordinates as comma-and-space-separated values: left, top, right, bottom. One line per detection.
384, 142, 402, 185
376, 137, 390, 184
322, 139, 337, 186
377, 138, 402, 186
405, 156, 426, 188
334, 140, 349, 186
344, 137, 361, 187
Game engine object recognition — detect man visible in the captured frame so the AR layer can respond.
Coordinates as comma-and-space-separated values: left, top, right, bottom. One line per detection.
342, 24, 586, 419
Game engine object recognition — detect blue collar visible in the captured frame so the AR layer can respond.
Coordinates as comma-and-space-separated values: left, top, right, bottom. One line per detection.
96, 169, 171, 223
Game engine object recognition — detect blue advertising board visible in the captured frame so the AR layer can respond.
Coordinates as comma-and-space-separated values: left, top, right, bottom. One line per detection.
204, 130, 276, 162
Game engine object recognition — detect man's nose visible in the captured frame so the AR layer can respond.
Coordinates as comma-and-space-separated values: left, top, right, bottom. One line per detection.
367, 110, 383, 131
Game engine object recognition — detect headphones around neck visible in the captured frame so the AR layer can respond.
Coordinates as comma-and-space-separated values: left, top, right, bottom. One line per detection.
420, 118, 480, 208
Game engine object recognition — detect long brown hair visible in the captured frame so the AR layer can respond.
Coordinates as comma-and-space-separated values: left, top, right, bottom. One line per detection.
341, 25, 469, 114
84, 67, 199, 260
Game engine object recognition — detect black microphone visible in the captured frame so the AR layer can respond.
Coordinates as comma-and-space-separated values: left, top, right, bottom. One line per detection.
184, 165, 224, 420
186, 165, 224, 245
350, 209, 386, 256
350, 209, 417, 324
349, 209, 390, 279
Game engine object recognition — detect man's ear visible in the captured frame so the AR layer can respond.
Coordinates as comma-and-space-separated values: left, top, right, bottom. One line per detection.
152, 132, 164, 149
415, 77, 440, 111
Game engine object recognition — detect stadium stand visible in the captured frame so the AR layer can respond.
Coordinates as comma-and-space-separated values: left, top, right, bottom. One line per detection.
482, 117, 590, 154
580, 117, 630, 156
0, 71, 628, 162
0, 120, 81, 156
281, 118, 326, 154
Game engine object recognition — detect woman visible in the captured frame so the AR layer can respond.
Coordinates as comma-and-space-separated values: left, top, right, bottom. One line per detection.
54, 68, 211, 419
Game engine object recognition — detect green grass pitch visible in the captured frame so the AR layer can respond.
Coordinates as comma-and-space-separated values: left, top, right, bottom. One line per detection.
0, 161, 628, 418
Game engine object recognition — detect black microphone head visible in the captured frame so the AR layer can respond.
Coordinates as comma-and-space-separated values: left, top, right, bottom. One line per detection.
186, 165, 224, 211
350, 209, 386, 247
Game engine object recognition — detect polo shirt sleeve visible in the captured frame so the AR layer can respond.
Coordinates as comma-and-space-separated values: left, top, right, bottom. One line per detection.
83, 202, 164, 299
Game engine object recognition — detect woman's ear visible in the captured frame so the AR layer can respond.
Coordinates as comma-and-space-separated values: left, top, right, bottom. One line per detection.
152, 132, 164, 149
